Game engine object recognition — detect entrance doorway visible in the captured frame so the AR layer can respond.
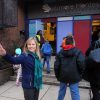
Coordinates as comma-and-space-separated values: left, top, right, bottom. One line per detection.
42, 20, 56, 55
28, 15, 100, 55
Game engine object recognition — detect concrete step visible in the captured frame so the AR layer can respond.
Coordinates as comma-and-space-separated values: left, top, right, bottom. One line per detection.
10, 73, 90, 89
43, 71, 90, 89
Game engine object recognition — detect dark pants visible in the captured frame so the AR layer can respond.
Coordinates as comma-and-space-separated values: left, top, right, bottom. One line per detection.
90, 83, 100, 100
23, 88, 39, 100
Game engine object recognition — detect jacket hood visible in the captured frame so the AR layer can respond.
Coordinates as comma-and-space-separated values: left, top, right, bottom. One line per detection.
62, 44, 75, 50
60, 48, 76, 57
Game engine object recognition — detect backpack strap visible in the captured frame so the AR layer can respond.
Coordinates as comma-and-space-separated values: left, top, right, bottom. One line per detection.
94, 39, 100, 48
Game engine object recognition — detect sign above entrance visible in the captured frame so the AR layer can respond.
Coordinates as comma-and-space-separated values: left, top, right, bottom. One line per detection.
28, 2, 100, 19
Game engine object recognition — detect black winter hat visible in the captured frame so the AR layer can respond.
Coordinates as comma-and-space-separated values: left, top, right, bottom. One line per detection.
65, 35, 74, 45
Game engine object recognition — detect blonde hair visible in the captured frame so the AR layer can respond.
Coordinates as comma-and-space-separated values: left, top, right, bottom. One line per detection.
23, 37, 41, 59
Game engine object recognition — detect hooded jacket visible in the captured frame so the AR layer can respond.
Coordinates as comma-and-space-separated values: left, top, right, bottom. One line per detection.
54, 47, 85, 84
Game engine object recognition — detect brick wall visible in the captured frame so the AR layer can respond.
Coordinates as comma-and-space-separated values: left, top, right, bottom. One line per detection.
0, 0, 25, 54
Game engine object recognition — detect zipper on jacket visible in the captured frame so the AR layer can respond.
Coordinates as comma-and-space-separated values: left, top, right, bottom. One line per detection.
30, 81, 32, 86
30, 74, 32, 86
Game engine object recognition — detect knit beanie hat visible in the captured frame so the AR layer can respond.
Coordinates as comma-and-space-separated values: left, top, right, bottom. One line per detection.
15, 48, 22, 55
65, 35, 74, 45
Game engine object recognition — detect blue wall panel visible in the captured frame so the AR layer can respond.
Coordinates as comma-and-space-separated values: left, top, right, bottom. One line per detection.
29, 19, 43, 37
57, 21, 73, 52
29, 20, 36, 37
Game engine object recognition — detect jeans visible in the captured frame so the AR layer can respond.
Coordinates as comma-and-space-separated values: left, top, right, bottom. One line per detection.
43, 54, 51, 73
58, 82, 80, 100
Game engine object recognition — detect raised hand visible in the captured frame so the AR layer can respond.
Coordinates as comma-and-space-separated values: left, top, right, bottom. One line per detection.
0, 43, 6, 56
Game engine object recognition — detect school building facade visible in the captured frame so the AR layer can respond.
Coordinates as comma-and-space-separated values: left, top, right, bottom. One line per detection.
25, 0, 100, 54
0, 0, 100, 54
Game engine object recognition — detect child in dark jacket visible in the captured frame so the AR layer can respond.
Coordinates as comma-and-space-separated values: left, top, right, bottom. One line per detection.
54, 34, 85, 100
0, 37, 42, 100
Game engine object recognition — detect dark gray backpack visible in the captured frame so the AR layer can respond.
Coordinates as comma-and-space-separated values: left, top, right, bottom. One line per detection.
89, 39, 100, 63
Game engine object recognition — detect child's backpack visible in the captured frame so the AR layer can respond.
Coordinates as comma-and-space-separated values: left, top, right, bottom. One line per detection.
42, 43, 52, 55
